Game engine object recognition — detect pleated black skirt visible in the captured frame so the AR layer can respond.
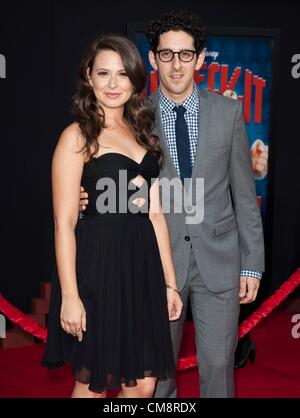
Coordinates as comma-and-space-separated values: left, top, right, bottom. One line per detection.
42, 214, 175, 393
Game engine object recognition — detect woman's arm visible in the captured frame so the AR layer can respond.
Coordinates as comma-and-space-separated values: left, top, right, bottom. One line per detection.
149, 178, 183, 321
52, 123, 86, 340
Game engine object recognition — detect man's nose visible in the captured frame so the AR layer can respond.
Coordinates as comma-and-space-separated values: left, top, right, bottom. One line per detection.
172, 54, 182, 71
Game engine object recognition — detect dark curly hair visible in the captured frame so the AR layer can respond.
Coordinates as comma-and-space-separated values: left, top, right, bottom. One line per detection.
146, 10, 206, 54
71, 34, 164, 166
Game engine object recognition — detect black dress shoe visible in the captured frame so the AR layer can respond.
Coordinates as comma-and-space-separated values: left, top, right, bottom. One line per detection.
234, 337, 257, 368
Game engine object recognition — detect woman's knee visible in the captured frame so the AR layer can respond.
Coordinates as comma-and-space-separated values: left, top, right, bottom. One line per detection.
139, 379, 156, 397
71, 381, 106, 398
122, 378, 156, 398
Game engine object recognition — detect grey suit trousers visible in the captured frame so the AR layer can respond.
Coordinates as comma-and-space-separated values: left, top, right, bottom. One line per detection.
155, 245, 240, 398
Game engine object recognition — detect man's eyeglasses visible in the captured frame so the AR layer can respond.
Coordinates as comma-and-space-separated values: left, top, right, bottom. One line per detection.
155, 49, 197, 62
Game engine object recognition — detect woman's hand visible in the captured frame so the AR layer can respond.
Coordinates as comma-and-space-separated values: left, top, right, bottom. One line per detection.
166, 287, 183, 321
60, 296, 86, 342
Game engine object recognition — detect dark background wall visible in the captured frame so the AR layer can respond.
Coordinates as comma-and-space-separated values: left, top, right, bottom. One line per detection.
1, 0, 299, 311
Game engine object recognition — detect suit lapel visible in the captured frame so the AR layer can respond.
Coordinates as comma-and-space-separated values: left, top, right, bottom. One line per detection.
191, 88, 212, 179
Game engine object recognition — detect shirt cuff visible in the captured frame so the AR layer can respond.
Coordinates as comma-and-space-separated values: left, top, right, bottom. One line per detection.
240, 270, 262, 280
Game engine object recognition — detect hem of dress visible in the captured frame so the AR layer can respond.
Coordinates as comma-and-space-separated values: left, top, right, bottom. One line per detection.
41, 358, 175, 393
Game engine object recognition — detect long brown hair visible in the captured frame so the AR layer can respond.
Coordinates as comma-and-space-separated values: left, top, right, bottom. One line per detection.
71, 34, 164, 166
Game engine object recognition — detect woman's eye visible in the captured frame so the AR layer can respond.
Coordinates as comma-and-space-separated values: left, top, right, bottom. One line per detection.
119, 72, 128, 77
97, 71, 108, 77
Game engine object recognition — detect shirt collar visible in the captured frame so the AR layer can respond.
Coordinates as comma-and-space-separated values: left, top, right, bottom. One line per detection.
159, 82, 199, 115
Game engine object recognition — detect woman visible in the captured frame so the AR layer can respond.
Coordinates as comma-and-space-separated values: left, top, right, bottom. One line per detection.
42, 34, 183, 398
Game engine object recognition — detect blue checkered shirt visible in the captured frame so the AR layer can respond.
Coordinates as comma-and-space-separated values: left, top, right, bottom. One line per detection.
158, 85, 262, 280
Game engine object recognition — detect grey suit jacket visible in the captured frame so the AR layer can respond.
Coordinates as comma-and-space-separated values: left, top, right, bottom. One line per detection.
148, 87, 265, 293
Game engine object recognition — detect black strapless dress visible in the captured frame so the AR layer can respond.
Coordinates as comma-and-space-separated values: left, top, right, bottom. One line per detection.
42, 151, 175, 393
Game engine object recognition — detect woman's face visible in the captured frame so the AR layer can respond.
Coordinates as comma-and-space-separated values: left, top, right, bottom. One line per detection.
88, 49, 133, 111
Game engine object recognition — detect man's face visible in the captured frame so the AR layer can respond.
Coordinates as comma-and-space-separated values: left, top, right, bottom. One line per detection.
149, 30, 205, 102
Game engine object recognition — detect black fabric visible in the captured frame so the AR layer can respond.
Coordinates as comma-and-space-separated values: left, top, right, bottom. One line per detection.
42, 152, 175, 393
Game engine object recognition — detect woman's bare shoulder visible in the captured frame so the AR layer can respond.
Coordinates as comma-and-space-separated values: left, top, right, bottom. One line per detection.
57, 122, 85, 154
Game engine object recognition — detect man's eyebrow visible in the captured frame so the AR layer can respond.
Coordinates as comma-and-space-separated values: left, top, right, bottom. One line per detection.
157, 47, 193, 50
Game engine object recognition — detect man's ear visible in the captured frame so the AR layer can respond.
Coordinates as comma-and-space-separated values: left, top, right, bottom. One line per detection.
148, 50, 158, 71
195, 51, 205, 71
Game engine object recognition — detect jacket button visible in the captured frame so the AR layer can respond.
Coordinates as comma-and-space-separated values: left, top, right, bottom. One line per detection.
184, 236, 190, 241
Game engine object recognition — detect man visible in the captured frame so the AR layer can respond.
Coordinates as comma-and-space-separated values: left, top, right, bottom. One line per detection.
80, 10, 264, 398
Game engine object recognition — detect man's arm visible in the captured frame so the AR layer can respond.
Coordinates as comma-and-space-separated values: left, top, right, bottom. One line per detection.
229, 102, 265, 273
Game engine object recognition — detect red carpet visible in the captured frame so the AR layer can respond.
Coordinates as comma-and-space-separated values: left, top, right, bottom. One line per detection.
0, 310, 299, 398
